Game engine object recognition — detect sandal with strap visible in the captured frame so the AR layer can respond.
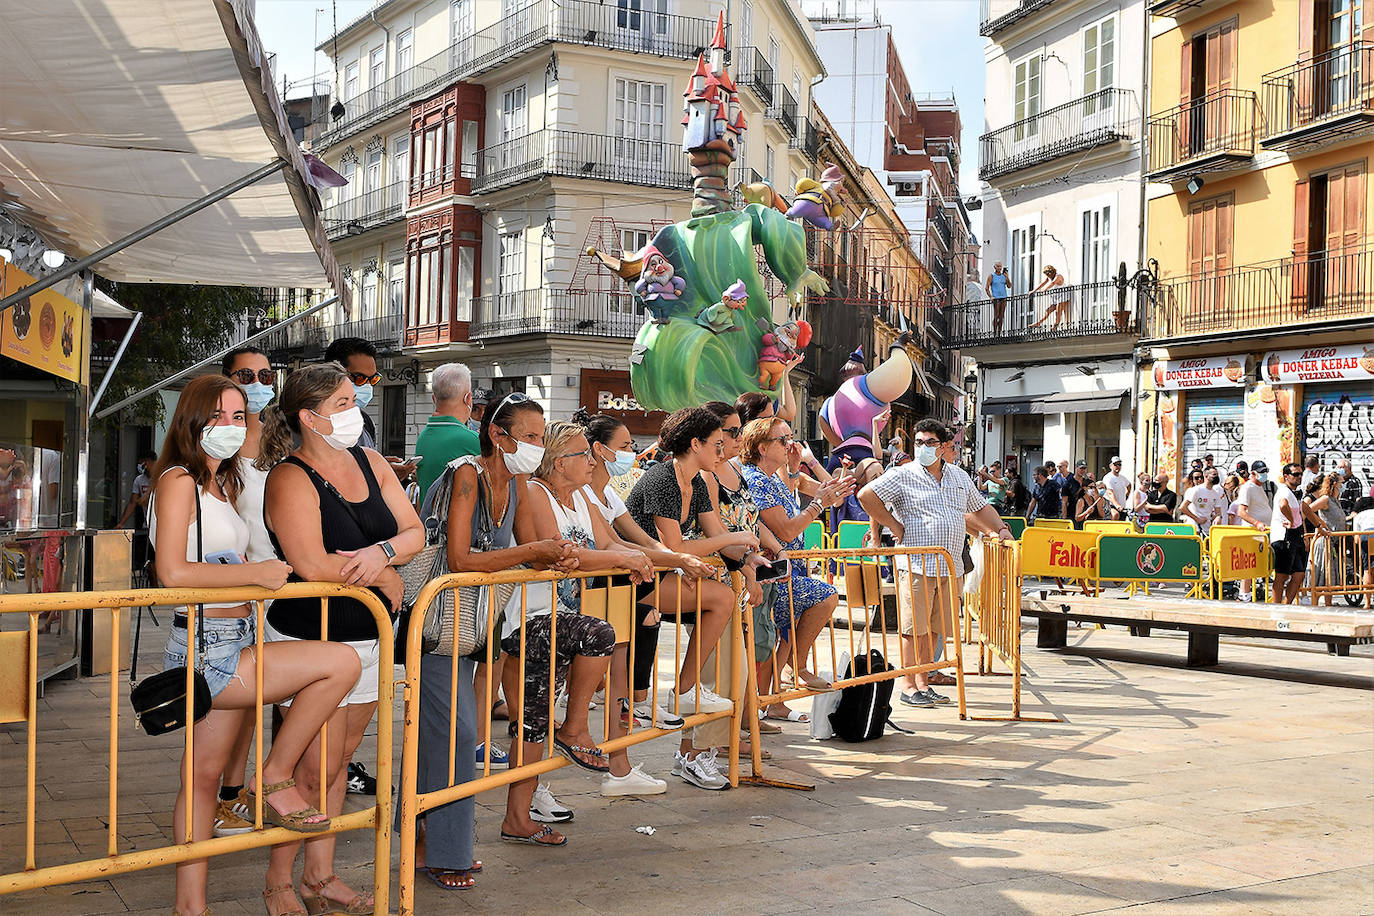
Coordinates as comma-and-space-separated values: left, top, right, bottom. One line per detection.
173, 909, 212, 916
246, 778, 331, 834
301, 874, 373, 916
422, 867, 476, 890
263, 884, 306, 916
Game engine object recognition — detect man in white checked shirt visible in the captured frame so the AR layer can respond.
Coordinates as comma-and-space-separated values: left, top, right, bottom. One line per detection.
858, 419, 1014, 707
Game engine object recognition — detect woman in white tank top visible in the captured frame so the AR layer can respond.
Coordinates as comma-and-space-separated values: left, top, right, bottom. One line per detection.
149, 375, 362, 916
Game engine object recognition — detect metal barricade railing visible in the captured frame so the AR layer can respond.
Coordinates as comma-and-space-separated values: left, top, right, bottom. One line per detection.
0, 583, 394, 912
395, 564, 746, 916
1303, 530, 1374, 609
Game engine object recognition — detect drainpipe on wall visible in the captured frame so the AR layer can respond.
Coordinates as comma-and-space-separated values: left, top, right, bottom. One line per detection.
369, 10, 392, 79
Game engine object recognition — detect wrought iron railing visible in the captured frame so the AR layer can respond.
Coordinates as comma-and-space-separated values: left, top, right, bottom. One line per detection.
980, 88, 1135, 180
790, 117, 820, 160
314, 0, 720, 146
736, 47, 773, 105
979, 0, 1060, 37
1147, 89, 1256, 178
470, 290, 644, 340
1261, 43, 1374, 145
324, 312, 404, 353
930, 206, 953, 251
1146, 246, 1374, 340
472, 130, 691, 193
947, 280, 1134, 348
768, 83, 798, 137
322, 180, 407, 238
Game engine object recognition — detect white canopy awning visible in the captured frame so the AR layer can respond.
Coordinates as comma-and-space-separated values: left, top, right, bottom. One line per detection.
0, 0, 344, 295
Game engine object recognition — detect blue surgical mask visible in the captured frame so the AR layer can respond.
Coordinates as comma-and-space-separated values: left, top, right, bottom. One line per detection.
352, 382, 374, 410
1256, 472, 1268, 483
604, 449, 635, 476
916, 444, 940, 467
243, 381, 274, 414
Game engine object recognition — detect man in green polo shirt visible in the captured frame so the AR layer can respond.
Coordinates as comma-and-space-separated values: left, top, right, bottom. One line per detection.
415, 362, 480, 502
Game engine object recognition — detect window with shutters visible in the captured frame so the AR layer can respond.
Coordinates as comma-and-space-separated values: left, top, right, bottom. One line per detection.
498, 230, 524, 316
396, 30, 413, 72
740, 0, 753, 49
1082, 16, 1115, 114
369, 46, 385, 90
614, 79, 666, 171
1295, 161, 1367, 311
344, 61, 359, 100
1013, 54, 1042, 142
1180, 19, 1237, 155
1186, 193, 1234, 324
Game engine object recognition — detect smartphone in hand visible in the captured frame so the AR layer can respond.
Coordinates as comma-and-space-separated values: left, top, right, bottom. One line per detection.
757, 559, 790, 582
204, 550, 244, 565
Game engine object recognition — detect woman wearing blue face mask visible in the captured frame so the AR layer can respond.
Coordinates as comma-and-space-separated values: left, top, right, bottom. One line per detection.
259, 362, 425, 915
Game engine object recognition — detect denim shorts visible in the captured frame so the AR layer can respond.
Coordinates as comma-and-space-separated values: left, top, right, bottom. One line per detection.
163, 615, 255, 699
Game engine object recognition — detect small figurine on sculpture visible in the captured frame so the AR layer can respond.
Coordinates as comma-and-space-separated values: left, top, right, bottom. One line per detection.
695, 279, 748, 335
634, 245, 685, 324
755, 316, 812, 387
786, 164, 844, 230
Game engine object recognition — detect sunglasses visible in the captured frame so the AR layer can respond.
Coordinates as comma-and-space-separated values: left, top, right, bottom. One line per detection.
764, 435, 793, 445
722, 426, 742, 439
560, 449, 594, 462
230, 368, 275, 386
348, 372, 382, 387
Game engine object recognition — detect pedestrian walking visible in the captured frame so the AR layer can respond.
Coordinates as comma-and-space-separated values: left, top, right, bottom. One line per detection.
1102, 456, 1131, 521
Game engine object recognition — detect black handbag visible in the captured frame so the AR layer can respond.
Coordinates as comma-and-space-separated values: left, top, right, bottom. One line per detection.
130, 487, 212, 736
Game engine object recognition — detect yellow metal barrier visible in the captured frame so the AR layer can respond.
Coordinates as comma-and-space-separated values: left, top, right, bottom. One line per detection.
964, 539, 1059, 722
1303, 530, 1374, 609
1083, 520, 1134, 535
0, 583, 394, 913
1032, 518, 1075, 530
1209, 529, 1271, 599
395, 564, 746, 916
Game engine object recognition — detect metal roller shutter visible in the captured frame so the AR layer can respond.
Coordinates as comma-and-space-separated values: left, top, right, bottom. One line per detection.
1182, 390, 1245, 472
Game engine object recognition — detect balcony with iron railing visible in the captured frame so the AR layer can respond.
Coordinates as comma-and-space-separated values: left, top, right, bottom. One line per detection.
471, 130, 691, 194
930, 206, 953, 251
767, 84, 798, 138
1261, 43, 1374, 150
258, 314, 326, 356
322, 180, 407, 239
947, 281, 1137, 350
981, 89, 1136, 181
736, 47, 773, 105
1145, 245, 1374, 341
979, 0, 1060, 38
1147, 89, 1257, 181
314, 0, 722, 148
789, 117, 820, 160
470, 289, 644, 340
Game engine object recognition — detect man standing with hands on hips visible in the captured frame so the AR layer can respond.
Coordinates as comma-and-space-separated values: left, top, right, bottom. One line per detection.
857, 419, 1015, 709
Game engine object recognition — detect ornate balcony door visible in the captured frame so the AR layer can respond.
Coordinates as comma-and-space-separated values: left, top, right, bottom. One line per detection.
614, 78, 667, 185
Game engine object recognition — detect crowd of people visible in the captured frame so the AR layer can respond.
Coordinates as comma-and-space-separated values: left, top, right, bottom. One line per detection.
974, 452, 1374, 606
150, 339, 1022, 915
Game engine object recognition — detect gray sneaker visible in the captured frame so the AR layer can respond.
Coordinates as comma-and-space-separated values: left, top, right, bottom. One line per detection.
899, 689, 934, 708
924, 687, 951, 705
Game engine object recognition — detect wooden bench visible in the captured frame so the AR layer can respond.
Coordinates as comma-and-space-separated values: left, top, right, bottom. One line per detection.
1022, 594, 1374, 666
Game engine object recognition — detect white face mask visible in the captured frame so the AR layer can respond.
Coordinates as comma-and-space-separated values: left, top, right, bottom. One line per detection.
916, 444, 940, 467
243, 382, 274, 415
603, 448, 636, 476
311, 406, 364, 450
352, 382, 374, 410
200, 424, 246, 460
502, 438, 545, 474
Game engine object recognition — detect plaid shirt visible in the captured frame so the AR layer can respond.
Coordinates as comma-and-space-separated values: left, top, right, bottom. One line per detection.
870, 460, 987, 577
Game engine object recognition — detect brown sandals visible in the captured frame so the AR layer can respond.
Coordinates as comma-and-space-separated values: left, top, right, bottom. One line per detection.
301, 874, 372, 915
245, 778, 330, 833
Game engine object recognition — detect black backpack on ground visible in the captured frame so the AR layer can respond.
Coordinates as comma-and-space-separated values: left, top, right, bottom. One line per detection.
829, 649, 895, 742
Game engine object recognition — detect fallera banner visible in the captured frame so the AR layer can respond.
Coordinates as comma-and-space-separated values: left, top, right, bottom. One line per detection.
1021, 527, 1100, 579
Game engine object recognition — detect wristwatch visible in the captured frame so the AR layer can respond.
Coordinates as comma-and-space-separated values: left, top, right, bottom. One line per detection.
377, 540, 396, 561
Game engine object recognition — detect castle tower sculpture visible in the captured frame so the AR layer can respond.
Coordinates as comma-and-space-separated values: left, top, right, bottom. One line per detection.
681, 13, 746, 217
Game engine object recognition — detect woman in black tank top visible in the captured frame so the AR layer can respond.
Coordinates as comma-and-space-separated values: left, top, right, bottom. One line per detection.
258, 364, 424, 914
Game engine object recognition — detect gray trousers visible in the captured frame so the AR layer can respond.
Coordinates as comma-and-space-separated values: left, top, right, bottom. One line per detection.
416, 653, 478, 871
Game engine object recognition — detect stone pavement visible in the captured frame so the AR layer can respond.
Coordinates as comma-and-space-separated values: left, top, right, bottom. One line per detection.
2, 621, 1371, 915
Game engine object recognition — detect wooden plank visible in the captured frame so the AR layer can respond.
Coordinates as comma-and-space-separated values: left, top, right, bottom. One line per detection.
1023, 595, 1374, 640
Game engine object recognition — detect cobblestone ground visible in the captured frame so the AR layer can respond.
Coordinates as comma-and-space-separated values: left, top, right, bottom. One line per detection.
2, 617, 1371, 915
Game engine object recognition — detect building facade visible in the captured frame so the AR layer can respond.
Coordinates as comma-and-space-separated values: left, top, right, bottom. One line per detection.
969, 0, 1147, 480
265, 0, 827, 451
1140, 0, 1374, 490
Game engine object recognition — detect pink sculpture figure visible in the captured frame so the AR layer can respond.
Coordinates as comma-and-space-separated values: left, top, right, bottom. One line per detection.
819, 335, 915, 470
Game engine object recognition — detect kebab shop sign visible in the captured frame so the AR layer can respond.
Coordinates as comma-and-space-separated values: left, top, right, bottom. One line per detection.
1022, 527, 1101, 579
1152, 356, 1246, 390
1260, 344, 1374, 385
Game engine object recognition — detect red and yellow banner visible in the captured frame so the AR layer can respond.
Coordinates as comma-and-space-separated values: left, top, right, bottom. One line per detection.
0, 263, 85, 383
1021, 527, 1100, 579
1210, 531, 1271, 582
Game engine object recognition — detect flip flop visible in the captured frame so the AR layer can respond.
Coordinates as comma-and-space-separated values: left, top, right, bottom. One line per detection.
422, 868, 475, 890
417, 860, 481, 875
553, 737, 610, 773
500, 824, 567, 846
763, 709, 810, 723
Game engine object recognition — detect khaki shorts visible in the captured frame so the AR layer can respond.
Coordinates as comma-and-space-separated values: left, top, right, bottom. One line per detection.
895, 571, 961, 638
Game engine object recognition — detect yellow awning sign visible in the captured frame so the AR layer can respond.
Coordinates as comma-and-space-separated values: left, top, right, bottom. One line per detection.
1, 264, 86, 383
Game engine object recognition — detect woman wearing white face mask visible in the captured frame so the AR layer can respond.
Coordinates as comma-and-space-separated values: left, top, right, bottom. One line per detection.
258, 363, 424, 915
149, 375, 362, 916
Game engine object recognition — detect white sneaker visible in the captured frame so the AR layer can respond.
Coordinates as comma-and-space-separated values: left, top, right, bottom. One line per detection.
676, 749, 729, 790
553, 688, 568, 726
591, 687, 605, 708
601, 764, 667, 797
529, 782, 574, 823
667, 684, 732, 715
631, 700, 685, 729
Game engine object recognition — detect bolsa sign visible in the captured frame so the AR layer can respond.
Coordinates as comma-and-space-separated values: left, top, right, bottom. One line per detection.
1021, 527, 1100, 579
580, 368, 666, 437
1260, 344, 1374, 385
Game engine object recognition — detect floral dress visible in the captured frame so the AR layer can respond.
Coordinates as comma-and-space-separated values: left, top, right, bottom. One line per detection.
740, 464, 838, 639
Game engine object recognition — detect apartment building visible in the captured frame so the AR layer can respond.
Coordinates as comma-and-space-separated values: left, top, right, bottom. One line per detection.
266, 0, 826, 451
805, 0, 973, 429
971, 0, 1146, 479
1139, 0, 1374, 489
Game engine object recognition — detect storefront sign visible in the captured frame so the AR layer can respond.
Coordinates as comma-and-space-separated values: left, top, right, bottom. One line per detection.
1097, 534, 1201, 582
579, 369, 666, 437
1260, 344, 1374, 385
1152, 356, 1245, 390
1209, 531, 1270, 582
0, 264, 85, 383
1021, 527, 1099, 579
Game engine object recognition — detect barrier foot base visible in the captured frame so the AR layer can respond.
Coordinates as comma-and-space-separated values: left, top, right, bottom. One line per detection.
739, 768, 816, 791
965, 714, 1063, 723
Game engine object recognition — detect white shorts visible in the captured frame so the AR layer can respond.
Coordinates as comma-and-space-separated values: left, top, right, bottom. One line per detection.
263, 619, 381, 707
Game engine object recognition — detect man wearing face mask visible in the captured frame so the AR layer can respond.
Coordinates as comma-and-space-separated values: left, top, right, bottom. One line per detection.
116, 450, 159, 574
414, 363, 480, 504
858, 419, 1013, 708
1143, 473, 1178, 524
1235, 460, 1273, 532
325, 337, 417, 482
1336, 458, 1363, 515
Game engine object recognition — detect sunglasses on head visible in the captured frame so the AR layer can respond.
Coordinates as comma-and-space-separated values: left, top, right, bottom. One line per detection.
230, 368, 275, 386
348, 371, 382, 387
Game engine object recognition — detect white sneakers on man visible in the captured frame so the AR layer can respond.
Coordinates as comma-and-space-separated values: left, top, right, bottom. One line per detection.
627, 699, 686, 729
529, 782, 574, 823
601, 764, 668, 796
666, 684, 733, 715
671, 749, 729, 790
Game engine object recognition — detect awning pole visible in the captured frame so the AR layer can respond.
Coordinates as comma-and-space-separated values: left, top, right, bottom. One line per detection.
88, 312, 144, 417
94, 294, 338, 420
75, 270, 93, 530
0, 159, 289, 315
